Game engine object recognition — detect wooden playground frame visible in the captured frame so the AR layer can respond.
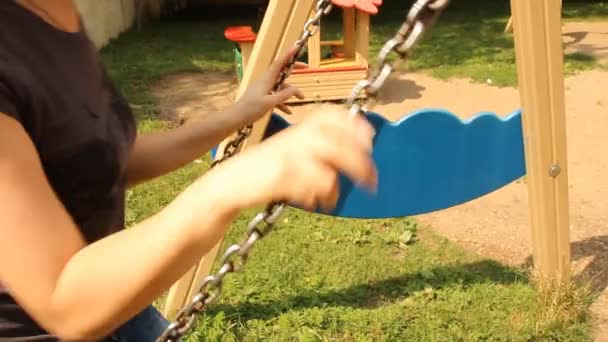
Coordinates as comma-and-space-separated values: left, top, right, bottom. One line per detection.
225, 3, 376, 104
163, 0, 572, 318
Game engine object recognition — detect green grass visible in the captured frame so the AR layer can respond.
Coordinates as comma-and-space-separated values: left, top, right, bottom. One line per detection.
180, 213, 592, 341
98, 1, 607, 340
365, 0, 605, 87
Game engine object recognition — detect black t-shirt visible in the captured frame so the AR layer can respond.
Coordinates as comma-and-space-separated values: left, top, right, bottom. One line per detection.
0, 1, 136, 340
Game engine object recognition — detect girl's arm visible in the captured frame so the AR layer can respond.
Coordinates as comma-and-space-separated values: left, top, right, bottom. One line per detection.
126, 100, 259, 187
125, 50, 304, 187
0, 104, 376, 341
0, 113, 239, 340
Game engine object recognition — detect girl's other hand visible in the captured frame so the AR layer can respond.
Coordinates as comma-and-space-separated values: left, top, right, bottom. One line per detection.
236, 47, 306, 122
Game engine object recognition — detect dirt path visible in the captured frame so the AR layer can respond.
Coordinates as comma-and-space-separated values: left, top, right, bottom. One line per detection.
151, 21, 608, 340
564, 22, 608, 65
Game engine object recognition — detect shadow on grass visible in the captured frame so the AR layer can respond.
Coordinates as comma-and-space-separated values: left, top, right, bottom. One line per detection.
523, 235, 608, 297
207, 259, 527, 321
563, 31, 608, 62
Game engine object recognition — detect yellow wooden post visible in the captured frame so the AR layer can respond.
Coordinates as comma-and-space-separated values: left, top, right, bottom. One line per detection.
355, 11, 369, 67
506, 0, 562, 33
163, 0, 316, 319
510, 0, 571, 281
241, 0, 316, 148
504, 16, 513, 33
342, 8, 356, 59
308, 8, 321, 69
240, 42, 255, 72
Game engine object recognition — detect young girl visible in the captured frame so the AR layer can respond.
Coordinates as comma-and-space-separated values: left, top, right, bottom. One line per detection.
0, 0, 377, 341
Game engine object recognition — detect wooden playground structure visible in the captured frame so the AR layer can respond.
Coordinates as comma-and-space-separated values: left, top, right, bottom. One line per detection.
162, 0, 572, 326
225, 0, 380, 103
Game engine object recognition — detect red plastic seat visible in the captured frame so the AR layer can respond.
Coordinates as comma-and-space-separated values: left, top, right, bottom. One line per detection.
224, 26, 257, 43
331, 0, 382, 15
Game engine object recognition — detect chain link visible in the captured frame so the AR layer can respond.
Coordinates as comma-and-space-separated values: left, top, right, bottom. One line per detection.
156, 0, 333, 340
346, 0, 450, 117
157, 0, 449, 340
209, 125, 252, 168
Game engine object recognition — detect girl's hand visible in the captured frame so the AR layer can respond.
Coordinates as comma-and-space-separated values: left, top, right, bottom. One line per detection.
199, 106, 377, 216
235, 47, 307, 123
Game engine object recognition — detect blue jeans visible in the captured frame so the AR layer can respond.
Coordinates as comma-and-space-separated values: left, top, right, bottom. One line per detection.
110, 305, 170, 342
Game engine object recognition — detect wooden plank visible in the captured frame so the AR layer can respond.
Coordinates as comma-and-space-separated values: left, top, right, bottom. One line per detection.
320, 40, 344, 46
287, 90, 365, 103
240, 42, 255, 72
287, 86, 361, 103
163, 0, 303, 319
161, 266, 196, 318
285, 69, 366, 103
243, 0, 316, 149
505, 0, 562, 33
236, 1, 299, 100
307, 7, 321, 69
355, 12, 369, 67
184, 240, 223, 305
277, 0, 316, 56
291, 64, 365, 74
504, 16, 513, 33
510, 0, 571, 282
343, 8, 356, 58
288, 69, 367, 80
320, 57, 358, 66
290, 78, 364, 88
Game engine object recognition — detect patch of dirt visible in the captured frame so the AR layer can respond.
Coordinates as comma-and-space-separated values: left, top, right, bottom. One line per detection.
151, 21, 608, 340
151, 71, 238, 122
563, 22, 608, 65
406, 69, 608, 340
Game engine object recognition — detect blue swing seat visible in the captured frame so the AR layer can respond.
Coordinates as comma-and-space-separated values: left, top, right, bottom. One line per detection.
213, 109, 526, 219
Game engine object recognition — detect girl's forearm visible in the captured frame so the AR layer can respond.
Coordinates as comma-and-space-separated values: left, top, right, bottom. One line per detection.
126, 102, 256, 186
47, 180, 238, 340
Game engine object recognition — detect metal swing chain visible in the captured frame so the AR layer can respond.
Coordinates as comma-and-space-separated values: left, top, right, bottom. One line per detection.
157, 1, 449, 341
209, 0, 334, 168
346, 0, 450, 117
157, 1, 333, 341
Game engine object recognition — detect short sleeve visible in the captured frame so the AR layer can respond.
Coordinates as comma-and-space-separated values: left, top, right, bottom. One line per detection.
0, 80, 21, 123
0, 62, 39, 139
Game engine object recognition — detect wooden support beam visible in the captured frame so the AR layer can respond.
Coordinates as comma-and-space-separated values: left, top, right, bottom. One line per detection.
343, 8, 356, 59
240, 43, 255, 72
308, 7, 321, 69
505, 0, 562, 33
243, 0, 316, 149
160, 264, 196, 319
504, 16, 513, 33
163, 0, 316, 319
355, 12, 369, 67
510, 0, 571, 282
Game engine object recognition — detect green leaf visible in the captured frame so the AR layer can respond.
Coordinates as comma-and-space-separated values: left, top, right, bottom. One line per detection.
399, 231, 415, 245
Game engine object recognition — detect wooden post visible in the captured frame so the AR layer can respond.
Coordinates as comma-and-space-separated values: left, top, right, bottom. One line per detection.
510, 0, 571, 282
504, 16, 513, 33
163, 0, 316, 319
242, 0, 316, 149
240, 43, 255, 72
506, 0, 562, 33
355, 11, 369, 67
308, 7, 321, 69
343, 8, 356, 59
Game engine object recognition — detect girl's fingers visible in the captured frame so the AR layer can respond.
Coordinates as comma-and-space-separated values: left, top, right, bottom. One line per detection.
274, 84, 305, 101
297, 160, 340, 213
266, 47, 298, 80
294, 61, 309, 69
276, 103, 292, 115
318, 172, 340, 213
268, 84, 304, 115
307, 121, 377, 192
